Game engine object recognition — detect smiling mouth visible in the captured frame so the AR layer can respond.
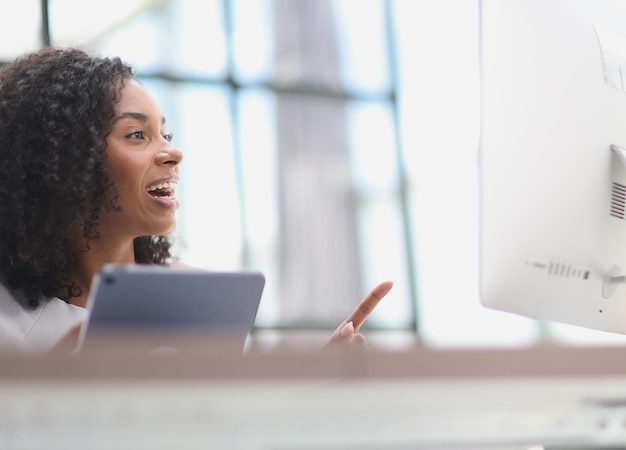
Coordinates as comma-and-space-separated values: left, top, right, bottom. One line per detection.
146, 181, 177, 198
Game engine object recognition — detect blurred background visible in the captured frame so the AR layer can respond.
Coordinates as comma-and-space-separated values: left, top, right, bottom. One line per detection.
3, 0, 625, 349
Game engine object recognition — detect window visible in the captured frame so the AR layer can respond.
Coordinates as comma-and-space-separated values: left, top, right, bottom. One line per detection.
6, 0, 618, 349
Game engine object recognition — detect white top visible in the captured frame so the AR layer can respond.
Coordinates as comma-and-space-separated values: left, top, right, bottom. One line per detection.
0, 281, 86, 353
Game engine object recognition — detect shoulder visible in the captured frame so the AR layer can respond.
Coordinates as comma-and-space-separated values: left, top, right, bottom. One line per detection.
169, 262, 207, 271
0, 280, 86, 353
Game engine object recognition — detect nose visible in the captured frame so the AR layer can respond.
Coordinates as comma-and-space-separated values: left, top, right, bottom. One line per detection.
155, 142, 183, 167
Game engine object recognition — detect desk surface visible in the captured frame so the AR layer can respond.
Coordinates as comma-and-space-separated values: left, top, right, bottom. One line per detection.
3, 339, 626, 449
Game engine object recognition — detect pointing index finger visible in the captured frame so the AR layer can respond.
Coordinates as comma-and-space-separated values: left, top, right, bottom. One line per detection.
346, 280, 393, 331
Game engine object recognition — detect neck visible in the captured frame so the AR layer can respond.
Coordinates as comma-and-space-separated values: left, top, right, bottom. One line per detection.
67, 237, 135, 308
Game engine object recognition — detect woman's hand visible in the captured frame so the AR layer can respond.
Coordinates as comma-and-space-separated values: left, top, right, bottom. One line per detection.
325, 280, 393, 349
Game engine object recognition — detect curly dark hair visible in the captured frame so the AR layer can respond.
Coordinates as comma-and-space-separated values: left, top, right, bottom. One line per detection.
0, 47, 174, 306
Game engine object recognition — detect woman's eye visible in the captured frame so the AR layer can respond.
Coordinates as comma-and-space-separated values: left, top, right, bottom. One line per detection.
163, 133, 174, 142
128, 130, 144, 140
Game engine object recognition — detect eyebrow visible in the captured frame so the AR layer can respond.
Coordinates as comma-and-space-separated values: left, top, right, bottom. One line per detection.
113, 111, 167, 125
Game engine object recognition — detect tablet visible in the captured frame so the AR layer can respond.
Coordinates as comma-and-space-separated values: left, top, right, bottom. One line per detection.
77, 264, 265, 353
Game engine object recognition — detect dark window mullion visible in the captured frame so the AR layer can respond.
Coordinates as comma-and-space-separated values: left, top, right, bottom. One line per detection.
41, 0, 51, 46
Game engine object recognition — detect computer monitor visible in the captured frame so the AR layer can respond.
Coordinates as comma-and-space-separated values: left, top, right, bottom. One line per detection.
478, 0, 626, 334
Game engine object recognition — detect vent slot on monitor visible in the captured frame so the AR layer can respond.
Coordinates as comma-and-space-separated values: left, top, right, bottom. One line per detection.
548, 261, 590, 279
526, 261, 590, 280
611, 182, 626, 219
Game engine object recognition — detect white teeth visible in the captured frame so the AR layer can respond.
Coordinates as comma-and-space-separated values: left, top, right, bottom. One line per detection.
146, 181, 178, 194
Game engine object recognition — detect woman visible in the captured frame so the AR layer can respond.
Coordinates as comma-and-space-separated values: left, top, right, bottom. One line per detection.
0, 47, 392, 352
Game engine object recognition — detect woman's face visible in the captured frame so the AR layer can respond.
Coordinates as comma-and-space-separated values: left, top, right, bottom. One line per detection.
102, 78, 183, 240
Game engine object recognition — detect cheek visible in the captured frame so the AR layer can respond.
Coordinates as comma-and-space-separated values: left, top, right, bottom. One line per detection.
106, 166, 143, 208
107, 151, 144, 185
